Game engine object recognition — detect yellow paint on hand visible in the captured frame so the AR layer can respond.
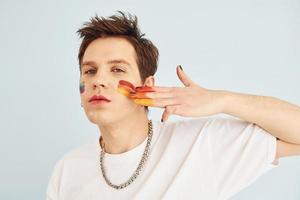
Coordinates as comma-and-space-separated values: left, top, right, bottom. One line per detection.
133, 99, 154, 106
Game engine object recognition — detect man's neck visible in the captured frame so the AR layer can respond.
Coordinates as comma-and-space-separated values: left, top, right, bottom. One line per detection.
98, 114, 150, 154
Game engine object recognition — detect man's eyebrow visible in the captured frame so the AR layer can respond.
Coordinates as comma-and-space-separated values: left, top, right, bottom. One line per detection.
107, 59, 131, 67
81, 61, 97, 66
81, 59, 131, 67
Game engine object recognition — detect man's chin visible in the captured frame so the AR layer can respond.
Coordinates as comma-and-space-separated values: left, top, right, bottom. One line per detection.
86, 110, 118, 126
87, 112, 105, 123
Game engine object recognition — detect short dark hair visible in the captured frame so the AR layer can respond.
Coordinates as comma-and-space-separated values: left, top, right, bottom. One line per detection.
76, 11, 159, 114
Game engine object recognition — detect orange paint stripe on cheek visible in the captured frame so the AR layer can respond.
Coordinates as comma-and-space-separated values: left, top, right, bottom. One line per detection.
117, 87, 130, 96
133, 99, 154, 106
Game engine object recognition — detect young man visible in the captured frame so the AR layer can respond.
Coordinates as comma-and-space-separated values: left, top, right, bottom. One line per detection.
46, 11, 300, 200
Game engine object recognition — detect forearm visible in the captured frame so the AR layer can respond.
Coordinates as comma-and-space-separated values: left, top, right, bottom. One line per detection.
219, 91, 300, 144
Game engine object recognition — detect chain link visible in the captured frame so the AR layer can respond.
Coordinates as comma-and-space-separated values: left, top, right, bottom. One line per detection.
99, 120, 153, 189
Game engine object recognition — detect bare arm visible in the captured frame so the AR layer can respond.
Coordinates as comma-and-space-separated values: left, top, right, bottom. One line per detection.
221, 91, 300, 145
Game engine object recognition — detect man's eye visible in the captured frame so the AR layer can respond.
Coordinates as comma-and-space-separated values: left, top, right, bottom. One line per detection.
112, 68, 125, 73
84, 69, 96, 74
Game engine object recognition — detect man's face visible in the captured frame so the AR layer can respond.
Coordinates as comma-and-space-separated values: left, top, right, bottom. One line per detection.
79, 37, 146, 125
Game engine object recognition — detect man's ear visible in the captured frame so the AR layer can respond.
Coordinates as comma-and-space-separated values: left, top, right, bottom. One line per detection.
143, 76, 155, 87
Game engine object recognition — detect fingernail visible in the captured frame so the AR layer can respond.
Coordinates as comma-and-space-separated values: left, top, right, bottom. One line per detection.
178, 65, 183, 71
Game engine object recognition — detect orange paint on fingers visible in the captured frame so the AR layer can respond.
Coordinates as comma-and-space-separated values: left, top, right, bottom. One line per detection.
118, 79, 155, 98
135, 86, 155, 92
133, 99, 154, 106
129, 92, 151, 99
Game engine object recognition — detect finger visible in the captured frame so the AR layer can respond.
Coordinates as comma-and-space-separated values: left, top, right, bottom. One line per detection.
133, 98, 181, 108
135, 86, 155, 92
176, 65, 195, 87
161, 105, 177, 122
129, 91, 175, 99
133, 99, 155, 106
161, 109, 170, 122
146, 86, 176, 92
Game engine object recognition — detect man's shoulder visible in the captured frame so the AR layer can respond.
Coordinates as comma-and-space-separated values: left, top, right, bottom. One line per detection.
177, 115, 248, 129
158, 117, 216, 139
58, 141, 98, 164
164, 116, 216, 130
161, 116, 245, 138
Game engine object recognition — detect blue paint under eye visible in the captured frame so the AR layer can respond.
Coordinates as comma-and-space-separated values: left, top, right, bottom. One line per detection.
79, 81, 85, 93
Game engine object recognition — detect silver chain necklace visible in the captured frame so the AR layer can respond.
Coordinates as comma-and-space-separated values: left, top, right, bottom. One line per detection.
99, 120, 153, 189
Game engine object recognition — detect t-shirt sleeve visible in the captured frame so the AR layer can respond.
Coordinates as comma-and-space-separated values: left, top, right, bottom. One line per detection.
208, 117, 279, 199
46, 158, 65, 200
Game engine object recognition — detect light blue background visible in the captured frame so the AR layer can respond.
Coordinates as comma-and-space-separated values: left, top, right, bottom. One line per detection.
0, 0, 299, 199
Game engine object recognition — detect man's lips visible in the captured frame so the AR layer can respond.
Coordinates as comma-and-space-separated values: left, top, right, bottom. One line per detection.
89, 95, 111, 102
89, 99, 111, 105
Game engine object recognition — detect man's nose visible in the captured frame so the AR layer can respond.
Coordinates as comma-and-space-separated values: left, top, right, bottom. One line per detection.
92, 73, 108, 89
93, 82, 105, 89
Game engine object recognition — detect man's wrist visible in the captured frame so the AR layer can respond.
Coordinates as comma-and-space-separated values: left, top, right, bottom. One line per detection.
214, 90, 234, 114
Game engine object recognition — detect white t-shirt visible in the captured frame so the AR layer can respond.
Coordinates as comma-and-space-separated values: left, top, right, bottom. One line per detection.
46, 116, 278, 200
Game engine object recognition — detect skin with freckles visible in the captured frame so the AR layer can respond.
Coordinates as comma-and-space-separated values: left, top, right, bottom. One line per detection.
78, 37, 155, 154
79, 37, 155, 127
